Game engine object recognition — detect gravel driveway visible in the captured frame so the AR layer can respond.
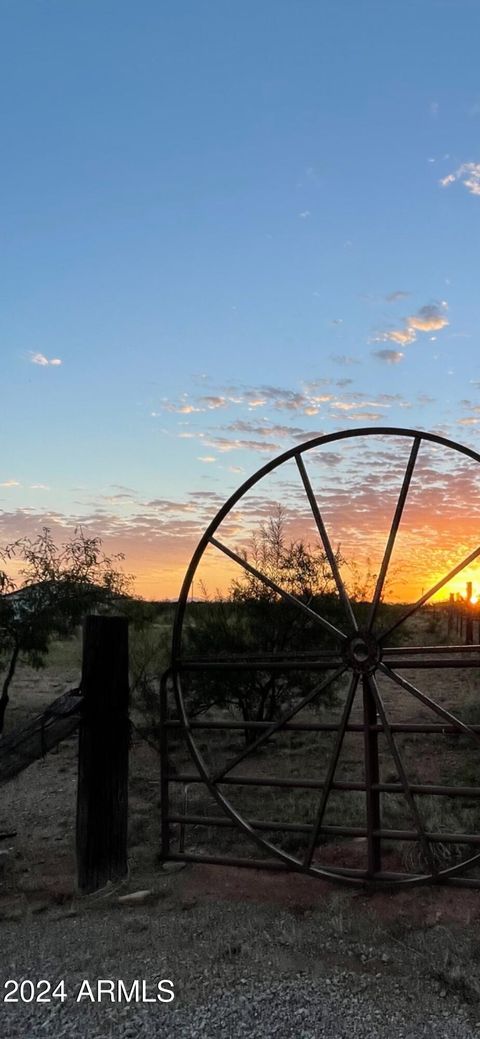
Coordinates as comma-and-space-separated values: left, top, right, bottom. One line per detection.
2, 888, 480, 1038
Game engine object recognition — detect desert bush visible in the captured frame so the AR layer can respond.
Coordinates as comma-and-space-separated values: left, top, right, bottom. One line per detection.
0, 527, 132, 734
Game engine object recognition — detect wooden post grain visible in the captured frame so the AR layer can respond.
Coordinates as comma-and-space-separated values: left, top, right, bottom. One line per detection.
76, 615, 129, 893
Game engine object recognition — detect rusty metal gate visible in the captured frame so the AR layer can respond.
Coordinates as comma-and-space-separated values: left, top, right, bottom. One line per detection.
160, 428, 480, 888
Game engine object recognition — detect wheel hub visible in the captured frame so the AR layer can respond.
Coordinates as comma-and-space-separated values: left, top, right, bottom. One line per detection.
341, 631, 382, 674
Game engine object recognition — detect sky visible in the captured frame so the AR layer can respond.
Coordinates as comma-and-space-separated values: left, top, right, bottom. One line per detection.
1, 0, 480, 602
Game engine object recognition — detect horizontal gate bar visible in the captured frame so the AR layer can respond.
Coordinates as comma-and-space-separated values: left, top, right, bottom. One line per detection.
176, 645, 480, 671
166, 718, 480, 734
168, 813, 480, 844
163, 850, 365, 876
176, 657, 480, 671
168, 772, 480, 797
169, 813, 318, 835
162, 852, 480, 886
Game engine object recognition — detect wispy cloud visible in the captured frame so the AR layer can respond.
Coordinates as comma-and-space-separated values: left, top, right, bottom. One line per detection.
440, 162, 480, 196
163, 394, 230, 413
373, 302, 448, 350
329, 354, 360, 366
205, 436, 280, 454
198, 396, 229, 410
377, 327, 416, 346
0, 479, 20, 487
97, 492, 136, 503
164, 383, 410, 448
331, 401, 385, 412
29, 352, 62, 367
346, 411, 383, 421
144, 498, 196, 512
408, 304, 449, 332
385, 290, 410, 303
372, 349, 404, 364
163, 400, 203, 414
163, 385, 335, 418
223, 420, 305, 439
457, 401, 480, 427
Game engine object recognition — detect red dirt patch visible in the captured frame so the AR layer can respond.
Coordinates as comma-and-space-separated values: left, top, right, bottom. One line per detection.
180, 861, 480, 928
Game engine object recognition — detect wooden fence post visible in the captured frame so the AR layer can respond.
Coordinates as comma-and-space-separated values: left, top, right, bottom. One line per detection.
76, 615, 129, 893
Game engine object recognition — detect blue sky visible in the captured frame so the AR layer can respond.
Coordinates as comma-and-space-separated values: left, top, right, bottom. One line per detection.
1, 0, 480, 598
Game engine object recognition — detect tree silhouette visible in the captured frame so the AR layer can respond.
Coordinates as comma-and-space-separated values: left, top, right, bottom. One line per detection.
0, 527, 132, 735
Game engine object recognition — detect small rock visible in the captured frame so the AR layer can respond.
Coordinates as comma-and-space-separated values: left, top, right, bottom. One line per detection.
118, 889, 154, 905
161, 861, 187, 873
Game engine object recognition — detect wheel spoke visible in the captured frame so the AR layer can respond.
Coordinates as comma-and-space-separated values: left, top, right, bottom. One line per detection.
367, 672, 438, 877
295, 453, 358, 632
367, 437, 421, 633
210, 536, 347, 643
211, 665, 347, 783
378, 662, 480, 747
303, 673, 359, 867
378, 543, 480, 642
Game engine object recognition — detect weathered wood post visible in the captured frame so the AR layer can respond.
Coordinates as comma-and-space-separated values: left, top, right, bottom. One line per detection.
76, 615, 129, 893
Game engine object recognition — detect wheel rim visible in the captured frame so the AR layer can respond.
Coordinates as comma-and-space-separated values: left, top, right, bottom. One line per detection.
170, 427, 480, 886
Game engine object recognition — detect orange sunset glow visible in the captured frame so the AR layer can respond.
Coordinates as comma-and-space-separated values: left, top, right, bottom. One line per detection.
102, 432, 480, 607
3, 431, 480, 606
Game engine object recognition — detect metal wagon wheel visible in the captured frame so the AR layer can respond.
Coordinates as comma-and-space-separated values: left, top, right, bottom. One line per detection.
170, 427, 480, 886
